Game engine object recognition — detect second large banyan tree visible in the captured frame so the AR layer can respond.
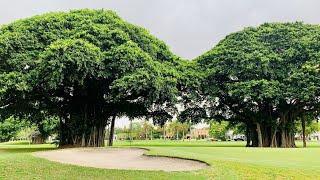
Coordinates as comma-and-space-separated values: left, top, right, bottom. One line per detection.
196, 22, 320, 147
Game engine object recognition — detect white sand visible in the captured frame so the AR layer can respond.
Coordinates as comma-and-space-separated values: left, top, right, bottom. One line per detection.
33, 148, 208, 171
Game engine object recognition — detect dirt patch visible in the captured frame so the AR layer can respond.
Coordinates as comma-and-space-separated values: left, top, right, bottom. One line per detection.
33, 148, 208, 171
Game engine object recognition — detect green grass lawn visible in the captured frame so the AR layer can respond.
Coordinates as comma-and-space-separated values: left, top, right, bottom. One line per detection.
0, 140, 320, 179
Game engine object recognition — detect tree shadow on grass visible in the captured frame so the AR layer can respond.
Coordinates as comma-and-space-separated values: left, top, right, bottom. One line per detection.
0, 143, 57, 153
1, 147, 56, 153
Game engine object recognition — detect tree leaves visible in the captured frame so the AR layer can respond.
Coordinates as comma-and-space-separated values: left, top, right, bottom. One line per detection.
197, 22, 320, 138
0, 9, 180, 144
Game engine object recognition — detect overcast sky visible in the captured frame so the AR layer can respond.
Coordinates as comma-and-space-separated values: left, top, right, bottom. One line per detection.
2, 0, 320, 60
1, 0, 320, 127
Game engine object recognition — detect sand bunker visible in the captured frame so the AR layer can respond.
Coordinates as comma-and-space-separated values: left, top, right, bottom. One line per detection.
33, 148, 208, 171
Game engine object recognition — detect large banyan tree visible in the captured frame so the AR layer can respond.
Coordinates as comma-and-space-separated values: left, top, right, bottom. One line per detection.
197, 22, 320, 147
0, 9, 180, 147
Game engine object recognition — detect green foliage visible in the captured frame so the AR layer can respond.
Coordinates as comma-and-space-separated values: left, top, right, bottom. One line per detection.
228, 123, 246, 135
167, 121, 189, 139
1, 9, 319, 148
151, 110, 173, 127
0, 115, 58, 142
178, 107, 207, 125
15, 126, 37, 140
115, 121, 156, 140
38, 39, 103, 89
0, 72, 29, 94
198, 22, 320, 115
197, 22, 320, 147
295, 120, 320, 136
37, 116, 59, 139
0, 117, 28, 142
0, 9, 181, 146
209, 121, 229, 140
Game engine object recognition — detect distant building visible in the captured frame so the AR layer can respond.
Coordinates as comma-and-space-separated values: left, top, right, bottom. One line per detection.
225, 130, 234, 140
296, 132, 320, 141
30, 131, 45, 144
188, 128, 210, 139
311, 132, 320, 140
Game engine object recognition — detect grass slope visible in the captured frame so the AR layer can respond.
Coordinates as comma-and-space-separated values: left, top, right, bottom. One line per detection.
0, 142, 203, 180
0, 140, 319, 179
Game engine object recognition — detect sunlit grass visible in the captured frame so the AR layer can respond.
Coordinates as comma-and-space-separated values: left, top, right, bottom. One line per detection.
0, 140, 319, 179
114, 139, 247, 147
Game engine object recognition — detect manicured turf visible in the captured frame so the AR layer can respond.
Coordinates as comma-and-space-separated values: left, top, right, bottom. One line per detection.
114, 139, 247, 147
0, 142, 201, 180
0, 140, 320, 179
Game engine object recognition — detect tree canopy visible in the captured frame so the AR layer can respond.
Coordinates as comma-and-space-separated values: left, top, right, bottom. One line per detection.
0, 9, 181, 147
196, 22, 320, 147
1, 10, 319, 149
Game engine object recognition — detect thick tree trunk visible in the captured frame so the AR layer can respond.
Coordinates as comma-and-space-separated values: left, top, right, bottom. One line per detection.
251, 125, 259, 147
59, 107, 107, 148
302, 117, 306, 148
58, 84, 109, 148
59, 124, 106, 147
151, 129, 153, 140
64, 125, 105, 147
281, 128, 287, 148
108, 115, 116, 146
83, 125, 106, 147
59, 117, 71, 147
256, 123, 263, 147
243, 114, 297, 148
247, 118, 296, 148
270, 129, 278, 148
279, 114, 293, 148
32, 135, 45, 144
262, 125, 271, 147
176, 131, 179, 140
245, 124, 251, 147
